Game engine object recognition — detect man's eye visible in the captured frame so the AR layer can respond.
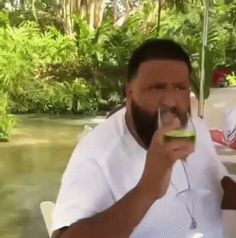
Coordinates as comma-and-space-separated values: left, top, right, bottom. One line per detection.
150, 85, 165, 90
175, 85, 187, 91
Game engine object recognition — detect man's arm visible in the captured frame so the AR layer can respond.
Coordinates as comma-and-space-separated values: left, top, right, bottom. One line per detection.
53, 183, 157, 238
221, 176, 236, 210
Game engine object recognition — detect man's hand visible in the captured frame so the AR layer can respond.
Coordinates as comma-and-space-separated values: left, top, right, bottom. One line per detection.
138, 119, 194, 200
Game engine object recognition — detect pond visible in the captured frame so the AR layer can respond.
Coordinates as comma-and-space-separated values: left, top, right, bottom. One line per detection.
0, 114, 105, 238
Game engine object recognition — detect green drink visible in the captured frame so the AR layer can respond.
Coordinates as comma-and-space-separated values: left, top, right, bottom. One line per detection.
164, 130, 196, 143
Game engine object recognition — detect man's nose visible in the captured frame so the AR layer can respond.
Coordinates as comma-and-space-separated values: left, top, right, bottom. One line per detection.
160, 91, 177, 108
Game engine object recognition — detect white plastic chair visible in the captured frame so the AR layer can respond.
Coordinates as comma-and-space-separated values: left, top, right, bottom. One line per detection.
40, 201, 55, 237
40, 125, 92, 237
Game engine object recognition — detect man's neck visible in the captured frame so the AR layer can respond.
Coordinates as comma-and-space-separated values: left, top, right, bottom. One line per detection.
125, 112, 147, 150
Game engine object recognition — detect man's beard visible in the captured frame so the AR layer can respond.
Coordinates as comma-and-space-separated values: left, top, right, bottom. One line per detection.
130, 100, 159, 148
130, 99, 189, 148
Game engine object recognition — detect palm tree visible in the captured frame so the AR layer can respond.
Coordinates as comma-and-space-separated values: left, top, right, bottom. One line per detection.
57, 0, 107, 34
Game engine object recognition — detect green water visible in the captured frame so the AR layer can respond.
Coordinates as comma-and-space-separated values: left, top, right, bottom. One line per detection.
0, 114, 104, 238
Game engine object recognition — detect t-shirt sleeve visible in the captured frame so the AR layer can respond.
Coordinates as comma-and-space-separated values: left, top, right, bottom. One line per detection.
52, 142, 115, 233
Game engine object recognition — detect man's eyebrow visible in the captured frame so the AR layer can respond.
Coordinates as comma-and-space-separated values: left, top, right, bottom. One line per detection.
173, 81, 188, 85
149, 82, 167, 85
147, 82, 167, 88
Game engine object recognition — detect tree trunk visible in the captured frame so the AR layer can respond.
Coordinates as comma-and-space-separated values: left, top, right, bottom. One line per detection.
61, 0, 74, 35
113, 0, 119, 22
89, 0, 95, 30
32, 0, 38, 22
157, 0, 162, 35
122, 0, 131, 11
95, 0, 106, 28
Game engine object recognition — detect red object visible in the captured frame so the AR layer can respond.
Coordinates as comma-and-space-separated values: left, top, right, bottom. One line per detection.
210, 129, 236, 150
212, 68, 231, 87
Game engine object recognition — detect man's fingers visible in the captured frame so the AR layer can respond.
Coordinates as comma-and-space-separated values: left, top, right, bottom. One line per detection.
168, 149, 193, 162
152, 118, 181, 144
164, 140, 194, 162
165, 140, 194, 152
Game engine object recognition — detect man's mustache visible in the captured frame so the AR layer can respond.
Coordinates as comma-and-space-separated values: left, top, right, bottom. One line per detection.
160, 106, 179, 115
159, 106, 188, 127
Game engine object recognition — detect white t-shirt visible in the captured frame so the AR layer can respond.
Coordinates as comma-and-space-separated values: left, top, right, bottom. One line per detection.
52, 108, 228, 238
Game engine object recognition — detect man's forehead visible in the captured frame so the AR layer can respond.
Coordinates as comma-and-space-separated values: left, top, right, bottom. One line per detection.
132, 59, 189, 85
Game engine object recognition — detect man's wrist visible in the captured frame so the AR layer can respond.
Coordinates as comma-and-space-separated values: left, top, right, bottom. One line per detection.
135, 180, 162, 203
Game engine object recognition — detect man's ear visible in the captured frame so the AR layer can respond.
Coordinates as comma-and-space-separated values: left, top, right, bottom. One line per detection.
125, 82, 132, 99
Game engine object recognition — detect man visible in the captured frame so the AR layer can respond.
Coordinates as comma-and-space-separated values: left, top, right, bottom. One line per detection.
52, 39, 233, 238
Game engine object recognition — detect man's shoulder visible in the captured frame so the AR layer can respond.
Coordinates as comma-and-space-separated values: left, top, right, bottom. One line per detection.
192, 115, 208, 130
90, 107, 125, 138
192, 115, 213, 146
77, 108, 126, 156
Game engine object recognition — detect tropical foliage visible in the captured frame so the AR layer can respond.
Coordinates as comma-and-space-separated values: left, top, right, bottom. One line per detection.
1, 0, 236, 141
0, 91, 15, 142
225, 72, 236, 86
